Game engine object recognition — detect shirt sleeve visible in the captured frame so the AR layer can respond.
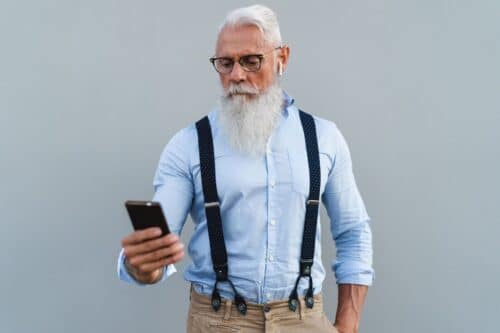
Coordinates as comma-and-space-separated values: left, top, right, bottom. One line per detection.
321, 126, 374, 286
117, 127, 195, 285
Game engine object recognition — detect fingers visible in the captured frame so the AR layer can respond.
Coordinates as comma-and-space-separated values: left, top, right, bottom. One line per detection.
121, 231, 185, 275
128, 241, 185, 267
122, 232, 179, 257
121, 227, 162, 247
135, 257, 172, 274
131, 247, 185, 274
166, 248, 185, 265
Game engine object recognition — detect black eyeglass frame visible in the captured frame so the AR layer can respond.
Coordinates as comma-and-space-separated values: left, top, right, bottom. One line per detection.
209, 46, 283, 74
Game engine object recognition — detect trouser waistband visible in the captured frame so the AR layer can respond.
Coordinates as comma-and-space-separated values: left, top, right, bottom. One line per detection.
189, 285, 324, 322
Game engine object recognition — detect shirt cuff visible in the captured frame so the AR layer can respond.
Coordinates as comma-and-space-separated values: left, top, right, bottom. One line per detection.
333, 261, 375, 286
117, 248, 176, 285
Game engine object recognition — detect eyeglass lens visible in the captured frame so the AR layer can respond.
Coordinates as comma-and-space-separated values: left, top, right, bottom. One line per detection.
214, 54, 262, 73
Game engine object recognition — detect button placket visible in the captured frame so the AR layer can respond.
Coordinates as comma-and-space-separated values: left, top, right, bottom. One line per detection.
264, 146, 274, 305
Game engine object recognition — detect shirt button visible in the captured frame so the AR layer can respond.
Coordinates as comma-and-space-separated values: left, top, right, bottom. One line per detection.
270, 180, 276, 188
269, 255, 274, 262
266, 293, 272, 299
270, 219, 276, 226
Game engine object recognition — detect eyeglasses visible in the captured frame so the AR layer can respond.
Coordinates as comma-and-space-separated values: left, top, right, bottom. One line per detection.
210, 46, 282, 74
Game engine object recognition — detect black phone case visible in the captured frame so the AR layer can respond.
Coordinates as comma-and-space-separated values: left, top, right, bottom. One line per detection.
125, 200, 170, 236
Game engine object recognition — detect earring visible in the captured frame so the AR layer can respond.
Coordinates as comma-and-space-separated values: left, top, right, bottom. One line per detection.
278, 62, 283, 76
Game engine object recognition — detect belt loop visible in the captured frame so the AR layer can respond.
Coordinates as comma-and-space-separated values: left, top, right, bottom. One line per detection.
299, 297, 305, 320
189, 284, 193, 301
224, 298, 233, 320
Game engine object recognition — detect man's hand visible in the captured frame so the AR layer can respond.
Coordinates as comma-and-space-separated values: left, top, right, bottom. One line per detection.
333, 284, 368, 333
121, 227, 185, 284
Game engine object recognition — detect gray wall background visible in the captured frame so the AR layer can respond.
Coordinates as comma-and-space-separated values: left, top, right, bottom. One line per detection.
1, 0, 499, 332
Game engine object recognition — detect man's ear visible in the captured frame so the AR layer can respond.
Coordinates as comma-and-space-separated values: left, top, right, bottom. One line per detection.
278, 44, 290, 72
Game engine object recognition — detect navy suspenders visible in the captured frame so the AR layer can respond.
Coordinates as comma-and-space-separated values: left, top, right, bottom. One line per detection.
195, 117, 248, 315
195, 110, 321, 314
288, 110, 321, 311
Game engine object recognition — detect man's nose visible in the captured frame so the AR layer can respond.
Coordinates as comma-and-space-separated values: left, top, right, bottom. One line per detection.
228, 62, 246, 82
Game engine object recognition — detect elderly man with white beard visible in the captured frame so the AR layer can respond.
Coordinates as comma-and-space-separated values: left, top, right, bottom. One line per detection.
117, 5, 373, 333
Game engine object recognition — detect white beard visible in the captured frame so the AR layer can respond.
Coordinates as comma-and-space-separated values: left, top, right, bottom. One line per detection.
218, 81, 284, 157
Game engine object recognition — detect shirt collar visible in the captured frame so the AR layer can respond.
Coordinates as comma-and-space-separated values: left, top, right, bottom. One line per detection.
282, 90, 294, 118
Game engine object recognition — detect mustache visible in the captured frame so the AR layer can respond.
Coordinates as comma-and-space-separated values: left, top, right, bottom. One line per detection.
223, 83, 260, 97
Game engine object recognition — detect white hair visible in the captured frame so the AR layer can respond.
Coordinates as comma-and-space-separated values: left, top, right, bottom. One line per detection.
218, 4, 282, 47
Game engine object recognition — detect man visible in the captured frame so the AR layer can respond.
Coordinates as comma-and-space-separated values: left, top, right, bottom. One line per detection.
118, 5, 373, 333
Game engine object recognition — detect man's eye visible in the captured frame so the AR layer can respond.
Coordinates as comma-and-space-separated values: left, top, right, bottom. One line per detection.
242, 56, 260, 66
218, 59, 233, 68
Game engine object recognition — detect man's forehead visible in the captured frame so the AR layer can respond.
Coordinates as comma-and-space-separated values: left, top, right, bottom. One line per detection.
215, 24, 269, 56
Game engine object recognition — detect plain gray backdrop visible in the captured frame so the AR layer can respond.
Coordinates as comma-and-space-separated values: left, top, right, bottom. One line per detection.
1, 1, 499, 332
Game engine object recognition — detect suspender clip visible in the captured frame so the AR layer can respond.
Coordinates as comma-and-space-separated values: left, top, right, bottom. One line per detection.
300, 258, 313, 276
288, 298, 298, 312
305, 283, 315, 309
235, 294, 247, 315
211, 288, 222, 312
213, 263, 228, 281
306, 199, 320, 206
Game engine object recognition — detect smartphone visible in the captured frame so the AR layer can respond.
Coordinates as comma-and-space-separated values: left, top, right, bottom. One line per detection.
125, 200, 170, 236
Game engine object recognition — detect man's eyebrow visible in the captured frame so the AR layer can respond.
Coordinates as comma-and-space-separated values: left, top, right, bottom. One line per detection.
215, 48, 265, 58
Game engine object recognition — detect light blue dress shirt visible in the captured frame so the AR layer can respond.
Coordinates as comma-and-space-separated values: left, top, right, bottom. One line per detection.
117, 92, 374, 304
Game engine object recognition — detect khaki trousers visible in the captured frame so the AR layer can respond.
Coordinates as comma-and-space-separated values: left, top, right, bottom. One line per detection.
186, 288, 339, 333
